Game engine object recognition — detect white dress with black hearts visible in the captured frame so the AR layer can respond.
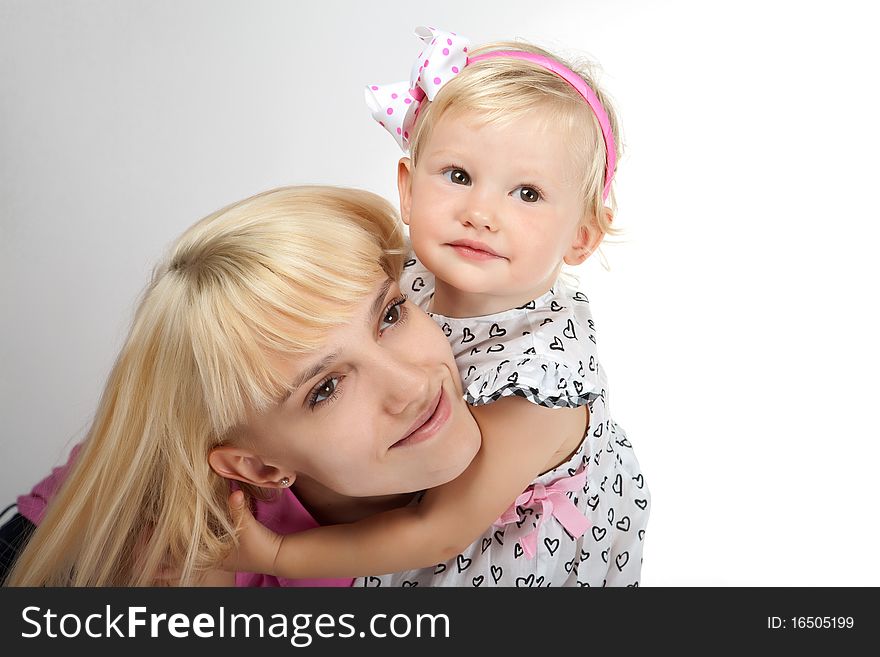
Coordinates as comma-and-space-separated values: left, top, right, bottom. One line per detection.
354, 255, 651, 587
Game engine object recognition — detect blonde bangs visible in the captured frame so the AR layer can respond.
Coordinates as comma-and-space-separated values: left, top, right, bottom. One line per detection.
161, 185, 405, 434
408, 41, 621, 234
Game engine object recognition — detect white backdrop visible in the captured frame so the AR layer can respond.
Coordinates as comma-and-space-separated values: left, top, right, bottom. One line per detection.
2, 0, 878, 586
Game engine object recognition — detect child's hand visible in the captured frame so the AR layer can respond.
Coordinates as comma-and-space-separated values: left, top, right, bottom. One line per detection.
224, 490, 284, 576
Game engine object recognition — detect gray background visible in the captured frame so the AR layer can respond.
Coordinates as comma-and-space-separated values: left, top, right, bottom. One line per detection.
2, 0, 878, 585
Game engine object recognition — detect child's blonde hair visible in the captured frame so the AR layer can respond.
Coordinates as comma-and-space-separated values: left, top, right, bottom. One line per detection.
408, 41, 622, 236
7, 185, 405, 586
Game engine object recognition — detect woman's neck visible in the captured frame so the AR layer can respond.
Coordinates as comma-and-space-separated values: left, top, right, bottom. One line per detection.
291, 475, 416, 525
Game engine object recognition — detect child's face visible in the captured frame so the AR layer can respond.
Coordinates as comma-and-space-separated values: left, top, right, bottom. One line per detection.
401, 109, 591, 308
240, 277, 481, 497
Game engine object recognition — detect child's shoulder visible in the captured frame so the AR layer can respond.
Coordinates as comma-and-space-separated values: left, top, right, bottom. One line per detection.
451, 285, 602, 410
400, 248, 435, 308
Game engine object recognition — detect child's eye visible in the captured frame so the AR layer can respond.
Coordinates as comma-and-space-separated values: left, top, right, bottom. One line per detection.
380, 295, 409, 333
443, 168, 471, 186
308, 376, 340, 408
514, 186, 542, 203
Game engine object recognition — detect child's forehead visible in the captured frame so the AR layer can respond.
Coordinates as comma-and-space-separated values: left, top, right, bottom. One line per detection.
425, 106, 590, 157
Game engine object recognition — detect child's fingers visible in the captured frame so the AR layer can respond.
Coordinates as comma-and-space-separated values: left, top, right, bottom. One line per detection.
228, 489, 247, 526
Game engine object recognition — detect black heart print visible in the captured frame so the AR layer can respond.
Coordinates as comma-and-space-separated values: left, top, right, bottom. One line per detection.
587, 494, 599, 510
494, 529, 505, 545
601, 548, 609, 563
564, 558, 578, 573
489, 323, 506, 338
607, 507, 615, 524
507, 372, 519, 384
404, 258, 417, 268
412, 277, 425, 292
472, 575, 484, 587
514, 543, 524, 559
516, 301, 536, 310
434, 563, 446, 575
487, 344, 504, 353
402, 580, 418, 587
572, 291, 589, 302
635, 498, 648, 510
461, 327, 475, 343
615, 552, 630, 572
612, 473, 623, 496
491, 565, 503, 584
563, 319, 577, 339
550, 300, 564, 311
633, 474, 644, 489
367, 576, 381, 587
466, 365, 477, 378
573, 380, 584, 394
470, 347, 481, 355
456, 554, 472, 572
544, 537, 560, 556
540, 318, 554, 326
481, 537, 492, 554
549, 337, 565, 351
516, 574, 535, 587
616, 516, 631, 531
592, 526, 607, 542
442, 322, 452, 337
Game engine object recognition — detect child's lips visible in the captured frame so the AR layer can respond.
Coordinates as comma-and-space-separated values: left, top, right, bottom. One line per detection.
446, 240, 505, 260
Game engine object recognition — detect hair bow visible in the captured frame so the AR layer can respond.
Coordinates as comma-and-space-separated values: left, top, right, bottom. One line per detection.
365, 26, 471, 151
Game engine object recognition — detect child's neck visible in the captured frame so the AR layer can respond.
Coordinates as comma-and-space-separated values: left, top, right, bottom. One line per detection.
429, 275, 558, 318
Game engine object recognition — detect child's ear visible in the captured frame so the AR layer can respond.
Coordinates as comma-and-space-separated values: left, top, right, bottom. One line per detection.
563, 207, 611, 266
397, 157, 414, 226
208, 446, 295, 489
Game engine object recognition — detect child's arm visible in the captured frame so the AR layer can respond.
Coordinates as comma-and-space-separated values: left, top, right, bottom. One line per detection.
228, 396, 587, 578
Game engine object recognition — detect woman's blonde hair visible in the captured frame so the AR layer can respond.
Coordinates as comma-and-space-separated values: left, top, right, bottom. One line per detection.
408, 41, 622, 236
7, 185, 405, 586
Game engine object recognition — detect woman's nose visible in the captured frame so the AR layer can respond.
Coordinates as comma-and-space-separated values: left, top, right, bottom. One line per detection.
378, 349, 431, 416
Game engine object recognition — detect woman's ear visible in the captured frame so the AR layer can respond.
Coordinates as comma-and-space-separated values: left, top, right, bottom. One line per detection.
208, 446, 294, 489
563, 207, 611, 266
397, 157, 414, 225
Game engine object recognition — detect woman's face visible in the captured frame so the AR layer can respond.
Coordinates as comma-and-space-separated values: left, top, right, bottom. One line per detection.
243, 276, 481, 497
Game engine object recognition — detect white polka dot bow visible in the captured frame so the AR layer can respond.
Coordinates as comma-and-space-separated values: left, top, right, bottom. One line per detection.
365, 26, 472, 152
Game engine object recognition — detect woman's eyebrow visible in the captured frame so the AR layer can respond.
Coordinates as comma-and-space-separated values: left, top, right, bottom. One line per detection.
368, 278, 394, 325
280, 279, 393, 402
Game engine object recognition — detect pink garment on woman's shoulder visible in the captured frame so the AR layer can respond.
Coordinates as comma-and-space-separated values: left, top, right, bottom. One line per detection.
16, 443, 352, 588
235, 490, 353, 588
17, 443, 82, 525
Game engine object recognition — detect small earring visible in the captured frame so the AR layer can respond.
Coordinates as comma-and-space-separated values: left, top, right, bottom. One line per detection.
279, 477, 291, 488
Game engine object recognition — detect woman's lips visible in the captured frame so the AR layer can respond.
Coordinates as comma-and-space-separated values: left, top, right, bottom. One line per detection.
392, 388, 450, 448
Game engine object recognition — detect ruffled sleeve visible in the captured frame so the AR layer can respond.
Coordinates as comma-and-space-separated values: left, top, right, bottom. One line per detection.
463, 355, 599, 409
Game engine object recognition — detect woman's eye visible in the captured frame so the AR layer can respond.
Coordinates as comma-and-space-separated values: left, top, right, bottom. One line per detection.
515, 186, 541, 203
444, 168, 471, 185
380, 297, 408, 332
309, 377, 339, 407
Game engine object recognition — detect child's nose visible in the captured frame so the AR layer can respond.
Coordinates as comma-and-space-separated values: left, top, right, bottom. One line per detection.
460, 192, 498, 231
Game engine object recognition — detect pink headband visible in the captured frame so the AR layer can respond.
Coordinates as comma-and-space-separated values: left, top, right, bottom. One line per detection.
366, 26, 617, 201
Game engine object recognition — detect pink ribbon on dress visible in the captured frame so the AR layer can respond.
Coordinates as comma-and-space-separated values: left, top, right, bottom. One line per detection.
494, 468, 590, 559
